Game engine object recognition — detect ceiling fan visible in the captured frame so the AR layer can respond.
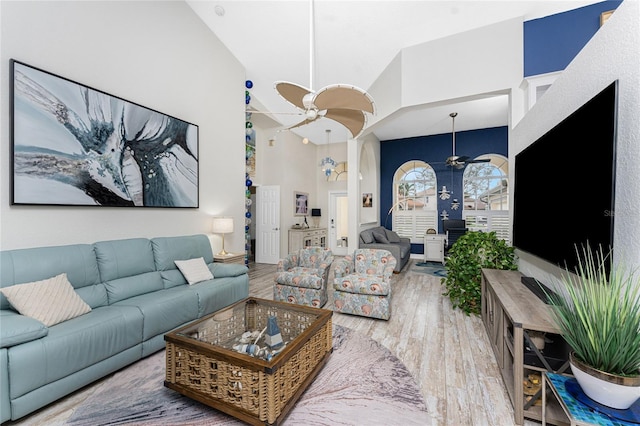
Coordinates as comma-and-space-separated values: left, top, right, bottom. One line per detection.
271, 0, 376, 139
445, 112, 491, 169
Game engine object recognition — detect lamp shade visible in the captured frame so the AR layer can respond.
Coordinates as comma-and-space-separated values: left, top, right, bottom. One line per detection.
212, 217, 234, 234
311, 208, 321, 217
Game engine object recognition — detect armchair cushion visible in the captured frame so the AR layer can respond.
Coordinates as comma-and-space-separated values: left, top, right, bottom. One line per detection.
275, 267, 325, 290
334, 275, 390, 296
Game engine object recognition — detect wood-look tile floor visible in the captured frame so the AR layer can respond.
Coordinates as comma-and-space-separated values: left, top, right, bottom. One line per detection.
7, 259, 541, 426
250, 259, 539, 426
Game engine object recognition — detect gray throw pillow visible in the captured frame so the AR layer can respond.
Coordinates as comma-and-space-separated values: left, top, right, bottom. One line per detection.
385, 229, 401, 243
361, 230, 375, 244
372, 230, 390, 244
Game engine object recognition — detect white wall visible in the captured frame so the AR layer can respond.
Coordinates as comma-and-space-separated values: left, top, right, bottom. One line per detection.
511, 0, 640, 283
0, 1, 246, 253
253, 123, 318, 256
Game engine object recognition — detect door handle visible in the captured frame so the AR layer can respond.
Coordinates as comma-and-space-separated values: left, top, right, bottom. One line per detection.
273, 227, 279, 231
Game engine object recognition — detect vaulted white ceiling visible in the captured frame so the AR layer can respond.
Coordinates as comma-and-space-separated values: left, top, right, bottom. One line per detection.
188, 0, 599, 144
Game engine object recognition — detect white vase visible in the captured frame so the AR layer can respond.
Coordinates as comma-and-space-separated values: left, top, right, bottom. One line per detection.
570, 352, 640, 410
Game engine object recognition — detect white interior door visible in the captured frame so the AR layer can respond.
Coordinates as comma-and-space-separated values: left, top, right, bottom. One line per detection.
329, 191, 348, 256
256, 185, 280, 264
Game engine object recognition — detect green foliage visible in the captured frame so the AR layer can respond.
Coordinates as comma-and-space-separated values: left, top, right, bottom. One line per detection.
442, 231, 517, 315
546, 247, 640, 376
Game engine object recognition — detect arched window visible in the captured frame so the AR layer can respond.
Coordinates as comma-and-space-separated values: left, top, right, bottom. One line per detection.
462, 154, 510, 241
391, 160, 438, 242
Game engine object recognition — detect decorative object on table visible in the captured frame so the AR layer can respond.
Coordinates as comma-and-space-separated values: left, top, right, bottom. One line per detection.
265, 316, 284, 349
442, 231, 517, 315
543, 245, 640, 410
10, 60, 199, 208
547, 373, 640, 425
311, 208, 322, 227
211, 217, 234, 256
294, 191, 309, 216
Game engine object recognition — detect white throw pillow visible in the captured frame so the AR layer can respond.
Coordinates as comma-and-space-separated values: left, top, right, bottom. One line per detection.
175, 257, 214, 285
0, 273, 91, 327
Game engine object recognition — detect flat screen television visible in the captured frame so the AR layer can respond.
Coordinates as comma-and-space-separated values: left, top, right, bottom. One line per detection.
513, 80, 617, 274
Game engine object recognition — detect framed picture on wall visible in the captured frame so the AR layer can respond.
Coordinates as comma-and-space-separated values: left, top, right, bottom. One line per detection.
362, 193, 373, 208
10, 59, 199, 208
294, 191, 309, 216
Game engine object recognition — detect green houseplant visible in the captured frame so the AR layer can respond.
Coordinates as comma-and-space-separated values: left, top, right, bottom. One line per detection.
545, 246, 640, 409
442, 231, 517, 315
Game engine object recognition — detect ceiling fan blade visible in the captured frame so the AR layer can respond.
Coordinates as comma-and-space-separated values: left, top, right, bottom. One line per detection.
285, 116, 320, 131
274, 81, 312, 110
468, 158, 491, 163
324, 108, 367, 138
314, 84, 375, 114
456, 156, 470, 163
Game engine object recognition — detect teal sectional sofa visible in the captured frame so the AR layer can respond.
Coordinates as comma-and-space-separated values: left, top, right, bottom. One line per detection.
0, 234, 249, 422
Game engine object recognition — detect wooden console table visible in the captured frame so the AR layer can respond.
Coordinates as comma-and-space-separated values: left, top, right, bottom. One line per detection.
288, 228, 327, 253
481, 269, 571, 425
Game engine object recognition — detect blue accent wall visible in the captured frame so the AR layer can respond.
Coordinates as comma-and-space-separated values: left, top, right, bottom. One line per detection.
524, 1, 622, 76
380, 127, 507, 253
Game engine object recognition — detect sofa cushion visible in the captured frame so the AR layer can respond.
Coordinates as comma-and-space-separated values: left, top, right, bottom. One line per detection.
175, 257, 213, 284
103, 271, 164, 304
7, 305, 143, 399
0, 311, 48, 348
114, 289, 198, 340
385, 229, 401, 243
372, 229, 390, 244
152, 235, 214, 271
1, 244, 101, 310
94, 238, 156, 282
360, 229, 375, 244
0, 273, 91, 327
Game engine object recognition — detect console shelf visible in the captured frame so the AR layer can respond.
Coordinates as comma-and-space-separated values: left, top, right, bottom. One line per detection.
481, 269, 571, 425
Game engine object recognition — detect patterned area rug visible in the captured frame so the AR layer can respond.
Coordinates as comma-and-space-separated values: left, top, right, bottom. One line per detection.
412, 261, 447, 277
67, 325, 431, 425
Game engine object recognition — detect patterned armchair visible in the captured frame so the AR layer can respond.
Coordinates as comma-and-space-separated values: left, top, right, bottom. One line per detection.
273, 247, 334, 308
332, 249, 396, 320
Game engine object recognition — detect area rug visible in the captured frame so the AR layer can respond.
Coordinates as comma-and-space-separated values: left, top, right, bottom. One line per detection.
411, 261, 447, 277
66, 325, 431, 425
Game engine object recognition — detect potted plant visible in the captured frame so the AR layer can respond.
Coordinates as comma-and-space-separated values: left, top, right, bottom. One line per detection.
545, 246, 640, 409
442, 231, 517, 315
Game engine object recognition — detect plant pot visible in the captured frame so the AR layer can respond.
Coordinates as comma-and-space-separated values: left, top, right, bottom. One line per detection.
570, 352, 640, 410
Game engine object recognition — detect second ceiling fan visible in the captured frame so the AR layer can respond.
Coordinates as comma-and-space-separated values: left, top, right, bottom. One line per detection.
445, 112, 490, 169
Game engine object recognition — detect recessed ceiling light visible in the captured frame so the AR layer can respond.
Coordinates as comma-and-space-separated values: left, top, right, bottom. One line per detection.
214, 5, 225, 17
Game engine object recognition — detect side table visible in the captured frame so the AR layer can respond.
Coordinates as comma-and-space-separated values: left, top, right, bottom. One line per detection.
543, 372, 637, 426
424, 234, 446, 264
213, 252, 246, 265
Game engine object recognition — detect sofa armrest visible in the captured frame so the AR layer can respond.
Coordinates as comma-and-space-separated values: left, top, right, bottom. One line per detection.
0, 310, 48, 348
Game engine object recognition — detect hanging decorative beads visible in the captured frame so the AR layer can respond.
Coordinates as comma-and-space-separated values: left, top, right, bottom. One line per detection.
244, 80, 255, 266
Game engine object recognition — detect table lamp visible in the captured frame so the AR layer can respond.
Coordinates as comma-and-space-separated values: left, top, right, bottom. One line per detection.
212, 217, 234, 255
311, 208, 321, 228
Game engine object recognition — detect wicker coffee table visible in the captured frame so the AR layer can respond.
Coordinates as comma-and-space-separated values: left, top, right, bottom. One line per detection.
164, 297, 333, 425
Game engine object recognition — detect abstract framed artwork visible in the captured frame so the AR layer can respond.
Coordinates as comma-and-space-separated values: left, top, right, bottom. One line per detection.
10, 59, 199, 207
294, 191, 308, 216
